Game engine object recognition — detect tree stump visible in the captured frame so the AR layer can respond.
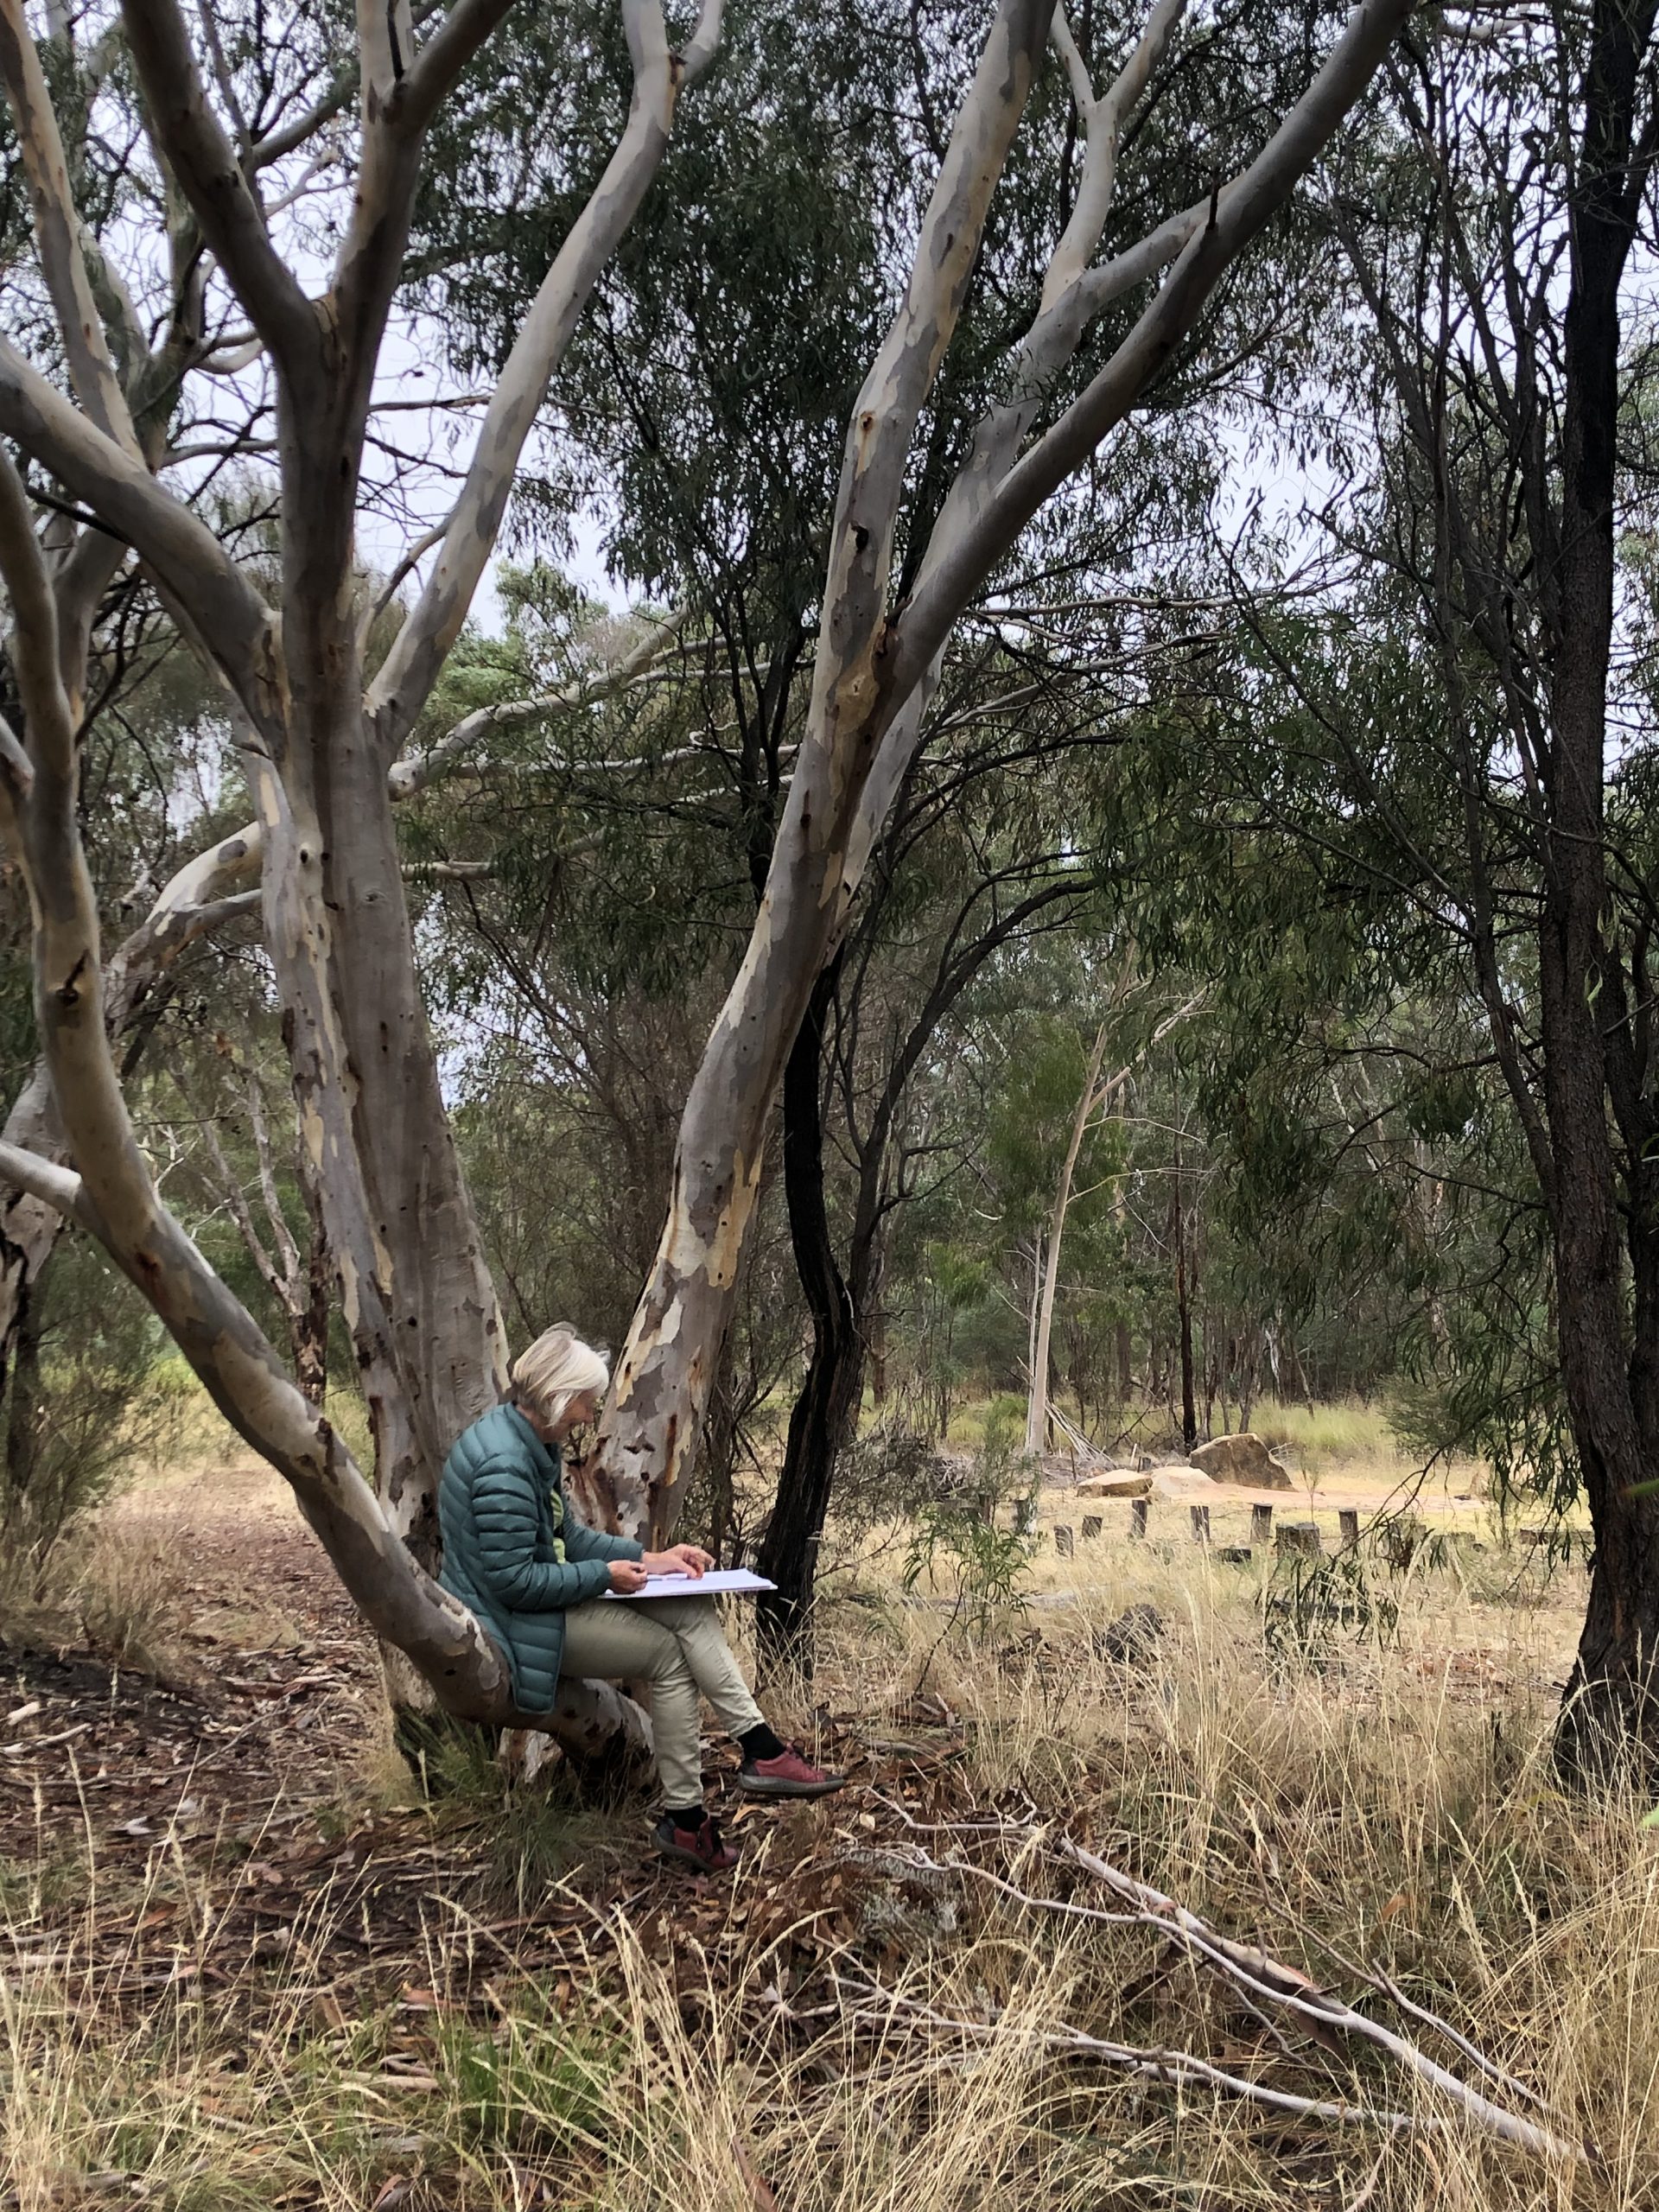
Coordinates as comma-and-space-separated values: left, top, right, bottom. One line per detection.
1190, 1503, 1211, 1545
1338, 1508, 1360, 1550
1054, 1523, 1074, 1559
1275, 1521, 1322, 1559
1081, 1515, 1103, 1542
1250, 1503, 1274, 1547
1014, 1495, 1039, 1536
1130, 1497, 1149, 1541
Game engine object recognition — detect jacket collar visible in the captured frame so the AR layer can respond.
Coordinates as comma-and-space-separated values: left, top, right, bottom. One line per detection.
504, 1402, 561, 1483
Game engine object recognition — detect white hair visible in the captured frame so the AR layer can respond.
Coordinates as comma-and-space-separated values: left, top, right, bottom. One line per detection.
510, 1324, 609, 1431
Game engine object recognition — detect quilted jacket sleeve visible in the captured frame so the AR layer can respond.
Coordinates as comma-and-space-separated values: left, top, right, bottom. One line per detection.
563, 1504, 645, 1568
470, 1457, 613, 1611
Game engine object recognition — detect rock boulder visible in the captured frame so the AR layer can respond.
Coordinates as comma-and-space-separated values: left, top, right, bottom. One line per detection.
1189, 1433, 1295, 1491
1076, 1468, 1154, 1499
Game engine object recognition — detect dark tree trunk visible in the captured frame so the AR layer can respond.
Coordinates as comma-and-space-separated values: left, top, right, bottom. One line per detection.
3, 1253, 45, 1497
1543, 0, 1659, 1780
756, 964, 862, 1675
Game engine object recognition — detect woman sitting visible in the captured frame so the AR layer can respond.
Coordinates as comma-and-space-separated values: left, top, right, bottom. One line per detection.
438, 1324, 841, 1872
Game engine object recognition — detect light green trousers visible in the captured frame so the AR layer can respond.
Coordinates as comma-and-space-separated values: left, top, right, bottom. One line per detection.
558, 1594, 766, 1808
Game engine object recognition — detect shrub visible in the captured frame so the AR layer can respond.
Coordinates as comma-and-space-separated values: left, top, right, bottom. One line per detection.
0, 1236, 191, 1639
836, 1421, 955, 1525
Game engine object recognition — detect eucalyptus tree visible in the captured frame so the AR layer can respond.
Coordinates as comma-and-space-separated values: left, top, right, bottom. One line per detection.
0, 0, 1408, 1743
416, 0, 1420, 1641
586, 0, 1417, 1541
0, 0, 721, 1747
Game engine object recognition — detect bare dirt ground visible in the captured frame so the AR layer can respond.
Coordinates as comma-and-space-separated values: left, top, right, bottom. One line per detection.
0, 1462, 929, 2117
3, 1463, 382, 1864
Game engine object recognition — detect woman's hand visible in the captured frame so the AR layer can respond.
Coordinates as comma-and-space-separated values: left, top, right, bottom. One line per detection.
642, 1543, 714, 1580
608, 1558, 650, 1593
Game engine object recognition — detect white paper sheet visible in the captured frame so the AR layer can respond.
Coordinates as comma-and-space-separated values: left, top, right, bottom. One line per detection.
599, 1567, 777, 1602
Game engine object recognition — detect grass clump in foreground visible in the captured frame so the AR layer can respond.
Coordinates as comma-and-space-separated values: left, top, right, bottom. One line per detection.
3, 1541, 1657, 2209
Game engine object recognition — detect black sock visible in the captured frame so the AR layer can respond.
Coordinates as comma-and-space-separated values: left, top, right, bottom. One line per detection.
665, 1802, 707, 1830
740, 1723, 786, 1763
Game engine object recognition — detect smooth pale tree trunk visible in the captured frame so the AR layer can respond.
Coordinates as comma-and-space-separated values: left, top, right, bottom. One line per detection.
1026, 1020, 1110, 1459
594, 0, 1062, 1539
1026, 982, 1199, 1460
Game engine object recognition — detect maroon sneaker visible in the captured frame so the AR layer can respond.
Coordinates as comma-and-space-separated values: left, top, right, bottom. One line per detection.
738, 1745, 845, 1799
654, 1811, 739, 1872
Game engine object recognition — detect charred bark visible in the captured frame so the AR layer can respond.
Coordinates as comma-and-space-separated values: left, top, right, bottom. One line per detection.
756, 965, 862, 1673
3, 1239, 45, 1496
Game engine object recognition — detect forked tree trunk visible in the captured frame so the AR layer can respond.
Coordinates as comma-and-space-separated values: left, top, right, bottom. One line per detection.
0, 0, 1409, 1751
0, 0, 716, 1754
594, 0, 1411, 1539
594, 0, 1061, 1539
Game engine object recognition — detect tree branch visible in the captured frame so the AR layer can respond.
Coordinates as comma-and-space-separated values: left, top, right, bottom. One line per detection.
0, 1141, 91, 1230
0, 0, 141, 457
847, 5, 1193, 892
365, 0, 721, 750
119, 0, 321, 378
888, 0, 1416, 706
396, 0, 518, 133
385, 608, 688, 795
0, 337, 281, 730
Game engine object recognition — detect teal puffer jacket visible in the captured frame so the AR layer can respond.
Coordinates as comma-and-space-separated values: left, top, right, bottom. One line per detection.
437, 1402, 644, 1715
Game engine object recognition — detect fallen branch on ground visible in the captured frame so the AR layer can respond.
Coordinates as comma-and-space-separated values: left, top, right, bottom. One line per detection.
814, 1968, 1455, 2136
863, 1796, 1592, 2166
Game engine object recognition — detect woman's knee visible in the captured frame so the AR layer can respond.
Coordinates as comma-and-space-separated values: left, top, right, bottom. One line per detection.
639, 1631, 695, 1688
